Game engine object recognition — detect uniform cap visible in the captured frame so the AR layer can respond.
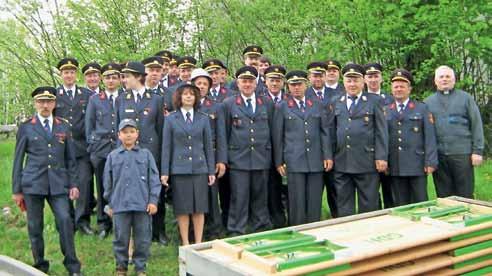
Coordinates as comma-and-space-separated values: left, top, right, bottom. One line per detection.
235, 66, 258, 79
32, 86, 57, 100
285, 70, 308, 84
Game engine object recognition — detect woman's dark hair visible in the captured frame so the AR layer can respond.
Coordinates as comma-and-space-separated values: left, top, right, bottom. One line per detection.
173, 84, 200, 109
129, 72, 146, 85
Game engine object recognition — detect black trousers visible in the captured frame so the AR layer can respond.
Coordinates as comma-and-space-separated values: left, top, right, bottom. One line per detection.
227, 169, 272, 234
218, 170, 231, 227
323, 171, 338, 218
91, 155, 112, 231
152, 188, 167, 239
433, 154, 474, 198
391, 175, 428, 206
380, 173, 395, 209
287, 172, 324, 226
267, 167, 287, 228
205, 179, 224, 238
24, 194, 81, 274
74, 155, 94, 228
334, 172, 380, 217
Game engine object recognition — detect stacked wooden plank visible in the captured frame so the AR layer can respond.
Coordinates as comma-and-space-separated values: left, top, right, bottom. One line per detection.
179, 197, 492, 276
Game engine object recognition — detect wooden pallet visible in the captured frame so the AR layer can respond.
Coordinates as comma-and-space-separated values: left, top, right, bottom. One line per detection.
179, 197, 492, 276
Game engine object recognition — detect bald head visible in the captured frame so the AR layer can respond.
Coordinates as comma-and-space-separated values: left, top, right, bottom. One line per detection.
434, 65, 456, 91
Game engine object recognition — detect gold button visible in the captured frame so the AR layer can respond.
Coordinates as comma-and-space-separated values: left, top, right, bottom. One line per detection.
69, 116, 73, 120
250, 146, 254, 150
48, 155, 52, 158
305, 130, 309, 134
112, 114, 115, 117
348, 118, 352, 122
398, 122, 402, 126
188, 146, 192, 150
250, 129, 254, 133
69, 123, 73, 127
347, 145, 351, 148
188, 136, 192, 139
136, 118, 139, 122
250, 138, 255, 142
398, 138, 402, 142
48, 165, 51, 169
306, 139, 310, 143
70, 109, 73, 112
398, 130, 402, 134
250, 120, 254, 124
48, 144, 52, 147
189, 157, 192, 160
398, 146, 402, 151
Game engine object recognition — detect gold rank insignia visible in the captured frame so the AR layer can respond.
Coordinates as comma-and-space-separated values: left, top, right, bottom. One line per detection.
108, 65, 112, 70
413, 127, 419, 132
77, 89, 81, 95
364, 116, 369, 122
253, 47, 257, 51
68, 60, 72, 65
397, 71, 402, 76
350, 68, 354, 72
210, 61, 215, 65
126, 93, 131, 99
145, 92, 151, 99
362, 95, 367, 101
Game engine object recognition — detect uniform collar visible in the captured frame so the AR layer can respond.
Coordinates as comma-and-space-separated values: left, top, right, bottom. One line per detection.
181, 107, 194, 121
367, 89, 381, 95
395, 98, 410, 109
63, 85, 76, 92
325, 82, 339, 90
117, 144, 140, 153
37, 114, 53, 127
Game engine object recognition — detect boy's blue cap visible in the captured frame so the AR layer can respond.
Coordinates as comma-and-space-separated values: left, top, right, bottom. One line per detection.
118, 119, 138, 131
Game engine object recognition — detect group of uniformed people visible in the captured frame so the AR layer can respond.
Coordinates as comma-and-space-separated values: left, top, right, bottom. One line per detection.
12, 44, 485, 275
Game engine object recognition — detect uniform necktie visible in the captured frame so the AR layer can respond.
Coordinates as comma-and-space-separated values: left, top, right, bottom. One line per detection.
348, 96, 358, 114
186, 112, 192, 124
274, 96, 279, 104
214, 89, 219, 98
43, 119, 51, 136
317, 91, 323, 100
137, 93, 142, 103
398, 103, 405, 114
299, 100, 305, 112
109, 95, 114, 109
67, 89, 73, 100
246, 98, 254, 115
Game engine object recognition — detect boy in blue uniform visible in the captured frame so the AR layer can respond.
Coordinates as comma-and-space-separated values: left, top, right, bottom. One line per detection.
104, 119, 161, 276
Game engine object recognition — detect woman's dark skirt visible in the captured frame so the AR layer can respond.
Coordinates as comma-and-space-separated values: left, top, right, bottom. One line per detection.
171, 174, 209, 215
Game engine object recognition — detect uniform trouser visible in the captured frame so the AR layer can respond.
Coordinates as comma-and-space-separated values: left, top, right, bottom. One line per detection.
74, 155, 94, 228
267, 167, 287, 228
113, 211, 152, 272
323, 171, 338, 218
227, 169, 272, 234
90, 155, 112, 231
288, 172, 324, 226
218, 170, 231, 226
205, 179, 224, 237
334, 172, 380, 217
380, 173, 395, 209
433, 154, 474, 198
391, 175, 428, 206
152, 189, 167, 239
24, 194, 81, 274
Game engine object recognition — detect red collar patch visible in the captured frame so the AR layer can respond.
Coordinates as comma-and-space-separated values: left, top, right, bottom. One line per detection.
31, 116, 37, 124
235, 96, 242, 105
205, 99, 212, 107
54, 118, 61, 125
220, 87, 226, 94
288, 99, 295, 108
99, 92, 106, 100
408, 101, 415, 109
389, 103, 396, 110
306, 99, 313, 107
257, 97, 263, 105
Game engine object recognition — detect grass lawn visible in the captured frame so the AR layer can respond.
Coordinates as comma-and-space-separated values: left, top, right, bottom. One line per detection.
0, 138, 491, 275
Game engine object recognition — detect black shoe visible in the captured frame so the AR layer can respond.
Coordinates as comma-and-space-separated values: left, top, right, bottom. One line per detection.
156, 233, 168, 246
78, 224, 94, 235
98, 229, 110, 239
